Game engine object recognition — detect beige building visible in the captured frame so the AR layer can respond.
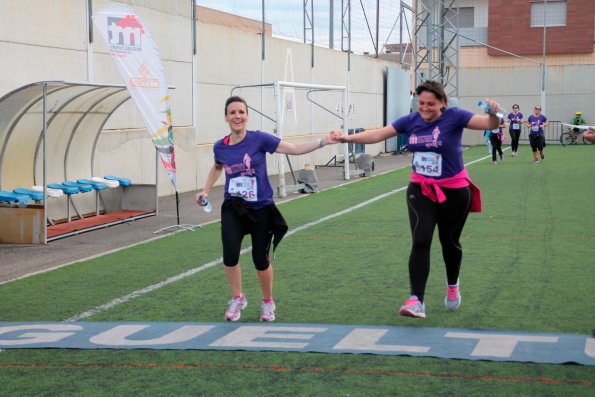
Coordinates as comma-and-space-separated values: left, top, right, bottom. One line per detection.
1, 0, 594, 198
0, 1, 402, 199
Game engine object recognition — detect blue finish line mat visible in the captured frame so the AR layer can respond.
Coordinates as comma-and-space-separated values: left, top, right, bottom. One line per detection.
0, 322, 593, 366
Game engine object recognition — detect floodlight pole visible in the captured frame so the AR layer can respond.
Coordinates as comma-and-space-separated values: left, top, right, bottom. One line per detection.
540, 0, 547, 113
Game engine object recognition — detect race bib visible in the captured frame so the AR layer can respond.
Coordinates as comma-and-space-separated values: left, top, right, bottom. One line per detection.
531, 124, 540, 132
228, 176, 257, 202
512, 123, 520, 129
413, 152, 442, 177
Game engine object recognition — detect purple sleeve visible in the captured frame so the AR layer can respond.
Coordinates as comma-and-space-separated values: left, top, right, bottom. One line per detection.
256, 130, 281, 153
213, 139, 223, 164
391, 114, 414, 134
459, 108, 475, 127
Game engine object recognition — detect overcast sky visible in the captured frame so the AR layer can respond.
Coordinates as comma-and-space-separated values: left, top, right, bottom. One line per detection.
196, 1, 413, 54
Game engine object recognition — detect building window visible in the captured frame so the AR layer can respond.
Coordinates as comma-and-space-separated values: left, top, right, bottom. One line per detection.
531, 0, 567, 27
445, 7, 474, 28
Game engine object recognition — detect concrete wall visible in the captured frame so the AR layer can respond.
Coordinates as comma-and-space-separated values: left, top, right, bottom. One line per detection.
0, 0, 398, 198
2, 1, 594, 195
458, 46, 595, 146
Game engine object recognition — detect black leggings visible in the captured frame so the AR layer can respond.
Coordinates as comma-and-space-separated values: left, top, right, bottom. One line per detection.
221, 202, 274, 270
406, 183, 471, 303
529, 134, 545, 152
489, 134, 503, 161
509, 130, 521, 152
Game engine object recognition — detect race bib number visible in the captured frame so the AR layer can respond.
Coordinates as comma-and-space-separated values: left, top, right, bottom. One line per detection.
531, 124, 540, 132
512, 123, 520, 129
228, 176, 257, 202
413, 152, 442, 177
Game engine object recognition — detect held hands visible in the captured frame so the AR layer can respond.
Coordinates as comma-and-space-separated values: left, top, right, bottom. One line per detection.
321, 131, 342, 146
329, 130, 348, 143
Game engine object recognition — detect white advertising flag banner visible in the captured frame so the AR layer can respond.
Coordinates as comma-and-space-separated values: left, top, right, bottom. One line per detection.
92, 2, 176, 186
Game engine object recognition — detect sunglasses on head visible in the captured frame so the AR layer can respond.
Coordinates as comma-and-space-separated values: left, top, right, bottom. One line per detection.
535, 107, 541, 110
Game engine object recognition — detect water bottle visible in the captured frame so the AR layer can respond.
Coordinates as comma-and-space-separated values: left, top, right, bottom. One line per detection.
198, 195, 212, 213
478, 100, 505, 119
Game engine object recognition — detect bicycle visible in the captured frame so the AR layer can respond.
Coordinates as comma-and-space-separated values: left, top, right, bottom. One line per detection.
560, 126, 592, 146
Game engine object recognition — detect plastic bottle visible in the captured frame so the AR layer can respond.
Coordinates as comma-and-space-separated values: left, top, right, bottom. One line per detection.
478, 100, 505, 119
198, 195, 212, 213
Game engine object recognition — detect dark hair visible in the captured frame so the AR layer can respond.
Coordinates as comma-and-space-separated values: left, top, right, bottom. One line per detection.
415, 80, 448, 107
225, 96, 248, 115
512, 104, 519, 109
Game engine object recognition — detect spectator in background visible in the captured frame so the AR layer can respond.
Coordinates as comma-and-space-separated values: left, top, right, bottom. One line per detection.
484, 129, 492, 155
570, 111, 586, 132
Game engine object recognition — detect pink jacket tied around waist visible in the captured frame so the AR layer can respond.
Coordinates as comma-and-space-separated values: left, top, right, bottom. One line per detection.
410, 168, 482, 212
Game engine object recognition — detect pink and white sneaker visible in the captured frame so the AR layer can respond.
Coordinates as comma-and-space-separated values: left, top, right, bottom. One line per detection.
225, 294, 247, 322
399, 296, 426, 318
445, 283, 461, 311
260, 299, 276, 322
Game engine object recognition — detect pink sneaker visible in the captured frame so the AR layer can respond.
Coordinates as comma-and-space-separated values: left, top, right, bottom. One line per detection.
225, 294, 247, 322
260, 300, 276, 322
445, 284, 461, 311
399, 296, 426, 318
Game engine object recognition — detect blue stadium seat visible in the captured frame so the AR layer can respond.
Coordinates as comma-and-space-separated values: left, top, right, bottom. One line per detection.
13, 188, 44, 201
104, 175, 132, 186
77, 179, 107, 190
0, 190, 31, 204
63, 181, 93, 193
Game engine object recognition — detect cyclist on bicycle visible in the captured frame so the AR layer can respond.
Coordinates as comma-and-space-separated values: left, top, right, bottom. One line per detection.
570, 111, 586, 132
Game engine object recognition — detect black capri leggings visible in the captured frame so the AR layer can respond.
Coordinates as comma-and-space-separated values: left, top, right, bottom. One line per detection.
221, 201, 275, 271
529, 134, 545, 151
406, 182, 471, 302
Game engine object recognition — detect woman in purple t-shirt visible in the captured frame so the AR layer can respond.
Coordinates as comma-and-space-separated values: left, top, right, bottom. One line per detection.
507, 104, 523, 157
526, 105, 549, 163
332, 80, 502, 319
197, 96, 336, 323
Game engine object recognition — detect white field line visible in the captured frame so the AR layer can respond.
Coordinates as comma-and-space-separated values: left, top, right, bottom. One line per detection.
62, 175, 404, 322
1, 168, 394, 287
64, 154, 491, 322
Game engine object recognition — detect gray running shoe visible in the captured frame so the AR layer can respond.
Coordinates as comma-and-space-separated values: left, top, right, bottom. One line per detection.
445, 284, 461, 311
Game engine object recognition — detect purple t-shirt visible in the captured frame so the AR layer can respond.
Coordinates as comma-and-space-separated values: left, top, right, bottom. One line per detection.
507, 112, 523, 131
392, 107, 474, 179
527, 114, 547, 136
214, 130, 280, 208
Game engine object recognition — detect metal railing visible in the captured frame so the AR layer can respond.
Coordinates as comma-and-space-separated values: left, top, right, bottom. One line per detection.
518, 120, 562, 144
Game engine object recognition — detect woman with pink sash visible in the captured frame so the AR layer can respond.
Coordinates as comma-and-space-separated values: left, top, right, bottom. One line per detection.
332, 80, 502, 319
